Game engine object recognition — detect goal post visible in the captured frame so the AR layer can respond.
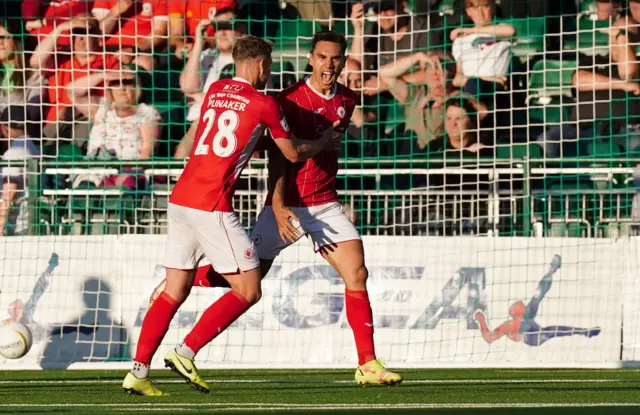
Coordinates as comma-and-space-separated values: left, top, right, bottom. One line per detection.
2, 0, 640, 370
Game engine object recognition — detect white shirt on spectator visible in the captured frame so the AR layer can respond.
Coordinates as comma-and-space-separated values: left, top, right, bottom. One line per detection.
452, 34, 511, 78
88, 99, 161, 160
2, 137, 38, 235
186, 49, 235, 122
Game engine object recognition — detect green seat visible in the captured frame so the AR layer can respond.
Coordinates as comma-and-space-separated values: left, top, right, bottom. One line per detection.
529, 59, 577, 98
498, 17, 546, 55
564, 17, 610, 54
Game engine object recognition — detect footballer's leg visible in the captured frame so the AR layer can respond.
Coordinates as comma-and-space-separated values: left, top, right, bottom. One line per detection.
150, 206, 290, 304
312, 204, 402, 386
124, 204, 199, 396
164, 211, 262, 393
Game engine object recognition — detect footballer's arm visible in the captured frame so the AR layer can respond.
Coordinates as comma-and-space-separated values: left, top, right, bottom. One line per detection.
273, 120, 342, 163
267, 149, 300, 243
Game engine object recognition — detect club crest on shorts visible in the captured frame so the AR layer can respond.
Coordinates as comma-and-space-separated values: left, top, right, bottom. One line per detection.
337, 106, 346, 119
253, 234, 262, 246
244, 248, 255, 260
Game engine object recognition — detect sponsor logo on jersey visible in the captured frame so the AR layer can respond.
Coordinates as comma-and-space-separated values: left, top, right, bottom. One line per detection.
223, 84, 244, 92
337, 106, 346, 119
244, 248, 255, 260
315, 108, 325, 115
254, 234, 263, 246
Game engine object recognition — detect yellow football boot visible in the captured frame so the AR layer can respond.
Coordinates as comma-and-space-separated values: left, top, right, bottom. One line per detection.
164, 349, 210, 393
355, 359, 403, 386
122, 372, 163, 396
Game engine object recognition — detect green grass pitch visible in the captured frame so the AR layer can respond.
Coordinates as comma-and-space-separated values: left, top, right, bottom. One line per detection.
1, 369, 639, 414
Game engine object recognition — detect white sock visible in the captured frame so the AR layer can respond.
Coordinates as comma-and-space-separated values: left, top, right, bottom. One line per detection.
176, 341, 196, 360
131, 361, 149, 379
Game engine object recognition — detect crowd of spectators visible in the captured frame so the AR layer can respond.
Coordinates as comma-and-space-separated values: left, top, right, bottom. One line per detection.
0, 0, 639, 235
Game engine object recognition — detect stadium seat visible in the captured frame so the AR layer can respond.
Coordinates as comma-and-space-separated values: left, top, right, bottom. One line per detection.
499, 17, 547, 56
529, 59, 577, 99
564, 17, 610, 55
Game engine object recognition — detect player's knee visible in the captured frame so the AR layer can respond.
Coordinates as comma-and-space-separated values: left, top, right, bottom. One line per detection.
347, 265, 368, 290
236, 286, 262, 305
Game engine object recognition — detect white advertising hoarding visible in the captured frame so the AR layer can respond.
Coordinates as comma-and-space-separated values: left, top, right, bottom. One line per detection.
0, 236, 631, 369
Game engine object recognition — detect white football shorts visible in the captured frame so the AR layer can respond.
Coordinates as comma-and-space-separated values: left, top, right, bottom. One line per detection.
250, 202, 361, 260
164, 203, 259, 274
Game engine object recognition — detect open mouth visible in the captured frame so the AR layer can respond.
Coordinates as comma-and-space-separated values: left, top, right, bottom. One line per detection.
321, 71, 335, 84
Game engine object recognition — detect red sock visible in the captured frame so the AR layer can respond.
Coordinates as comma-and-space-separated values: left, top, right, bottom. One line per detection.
184, 290, 250, 355
193, 266, 230, 289
134, 292, 179, 365
346, 289, 376, 366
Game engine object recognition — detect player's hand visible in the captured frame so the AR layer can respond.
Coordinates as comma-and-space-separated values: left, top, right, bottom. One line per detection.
322, 120, 344, 151
474, 310, 486, 324
274, 206, 300, 243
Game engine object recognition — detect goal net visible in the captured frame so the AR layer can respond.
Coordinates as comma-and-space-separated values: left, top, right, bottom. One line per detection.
0, 0, 639, 369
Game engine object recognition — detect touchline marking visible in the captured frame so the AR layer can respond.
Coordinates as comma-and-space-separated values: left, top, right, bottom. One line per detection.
0, 378, 635, 385
1, 403, 640, 410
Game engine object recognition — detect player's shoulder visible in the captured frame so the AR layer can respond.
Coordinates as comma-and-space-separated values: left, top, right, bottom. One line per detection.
277, 79, 307, 102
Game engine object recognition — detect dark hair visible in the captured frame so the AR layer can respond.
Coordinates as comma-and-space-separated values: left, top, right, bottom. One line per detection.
215, 7, 237, 17
311, 31, 347, 56
232, 35, 273, 62
445, 97, 480, 131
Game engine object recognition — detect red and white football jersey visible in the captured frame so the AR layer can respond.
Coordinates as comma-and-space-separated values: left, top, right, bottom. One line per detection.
170, 77, 290, 212
270, 78, 356, 207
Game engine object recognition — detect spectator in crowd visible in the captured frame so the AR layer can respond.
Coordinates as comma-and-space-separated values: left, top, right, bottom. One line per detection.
30, 15, 121, 146
348, 0, 442, 95
450, 0, 514, 110
0, 22, 47, 137
31, 15, 116, 146
429, 97, 492, 157
168, 0, 236, 59
0, 106, 38, 236
592, 0, 622, 21
67, 69, 161, 188
285, 0, 332, 25
376, 50, 487, 152
91, 0, 168, 53
538, 18, 640, 157
23, 0, 94, 47
174, 13, 245, 158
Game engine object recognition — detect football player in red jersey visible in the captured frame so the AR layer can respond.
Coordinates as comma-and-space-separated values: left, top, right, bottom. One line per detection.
151, 31, 403, 386
122, 35, 341, 397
